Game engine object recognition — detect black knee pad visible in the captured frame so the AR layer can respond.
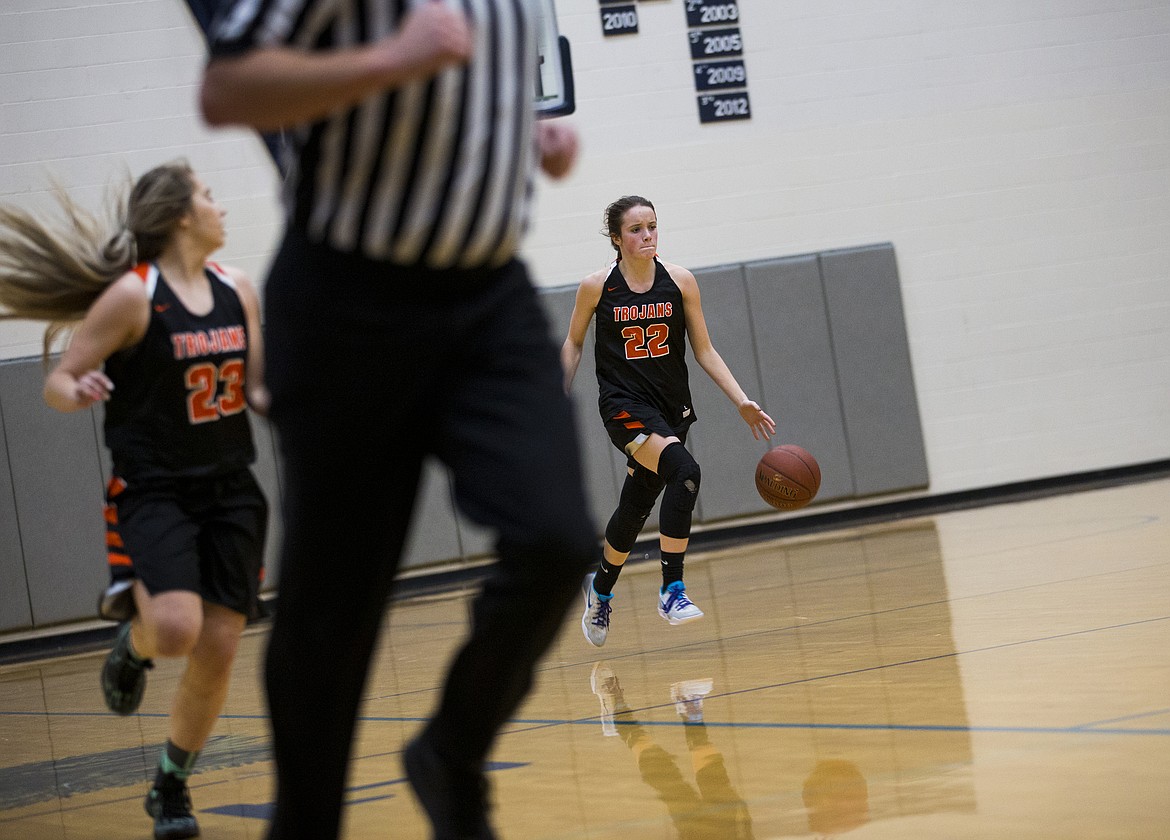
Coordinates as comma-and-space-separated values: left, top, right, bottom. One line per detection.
658, 442, 700, 539
605, 466, 664, 553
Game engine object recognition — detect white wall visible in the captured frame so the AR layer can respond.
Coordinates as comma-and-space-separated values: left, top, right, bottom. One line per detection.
0, 0, 284, 357
2, 0, 1168, 497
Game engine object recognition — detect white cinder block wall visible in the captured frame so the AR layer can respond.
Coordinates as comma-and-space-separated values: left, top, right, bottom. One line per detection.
2, 0, 1168, 499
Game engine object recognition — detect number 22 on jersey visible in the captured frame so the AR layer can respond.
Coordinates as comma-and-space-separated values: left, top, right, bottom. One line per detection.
622, 324, 670, 359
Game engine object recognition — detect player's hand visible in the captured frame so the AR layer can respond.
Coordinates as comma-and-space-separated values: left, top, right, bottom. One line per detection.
384, 1, 474, 82
537, 120, 579, 179
739, 400, 775, 440
74, 370, 114, 407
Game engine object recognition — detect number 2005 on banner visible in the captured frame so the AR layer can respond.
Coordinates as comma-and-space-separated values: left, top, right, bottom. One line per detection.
685, 0, 739, 28
689, 28, 743, 60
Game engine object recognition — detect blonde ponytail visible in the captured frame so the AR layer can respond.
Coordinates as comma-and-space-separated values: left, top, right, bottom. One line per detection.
0, 160, 195, 358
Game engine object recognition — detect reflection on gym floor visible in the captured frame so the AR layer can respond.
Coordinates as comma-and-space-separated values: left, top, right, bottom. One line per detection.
1, 477, 1168, 839
587, 661, 754, 838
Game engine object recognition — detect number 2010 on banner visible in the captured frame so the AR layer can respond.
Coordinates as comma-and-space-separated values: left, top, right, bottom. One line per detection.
599, 4, 638, 36
685, 0, 739, 28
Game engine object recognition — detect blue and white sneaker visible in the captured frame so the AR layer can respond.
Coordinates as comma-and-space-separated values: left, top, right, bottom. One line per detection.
657, 581, 703, 625
581, 573, 613, 647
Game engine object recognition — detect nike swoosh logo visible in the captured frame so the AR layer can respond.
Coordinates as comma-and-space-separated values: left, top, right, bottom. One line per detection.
153, 304, 170, 312
607, 286, 618, 291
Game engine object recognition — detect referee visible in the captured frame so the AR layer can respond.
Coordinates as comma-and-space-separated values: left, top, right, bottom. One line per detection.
201, 3, 596, 839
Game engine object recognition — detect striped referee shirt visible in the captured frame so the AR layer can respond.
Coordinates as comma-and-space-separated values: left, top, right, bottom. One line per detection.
209, 0, 539, 270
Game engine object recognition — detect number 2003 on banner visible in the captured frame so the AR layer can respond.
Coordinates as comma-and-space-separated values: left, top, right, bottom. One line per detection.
685, 0, 739, 28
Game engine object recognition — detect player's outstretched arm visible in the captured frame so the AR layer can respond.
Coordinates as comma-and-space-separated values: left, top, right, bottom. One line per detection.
669, 261, 775, 440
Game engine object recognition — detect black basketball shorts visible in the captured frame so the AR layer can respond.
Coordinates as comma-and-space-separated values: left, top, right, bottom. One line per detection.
104, 468, 268, 619
601, 400, 694, 467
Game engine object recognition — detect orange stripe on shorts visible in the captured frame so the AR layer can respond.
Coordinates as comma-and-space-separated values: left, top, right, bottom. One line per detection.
107, 551, 132, 568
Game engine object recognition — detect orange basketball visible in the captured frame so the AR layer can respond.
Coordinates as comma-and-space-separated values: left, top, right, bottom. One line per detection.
755, 444, 821, 510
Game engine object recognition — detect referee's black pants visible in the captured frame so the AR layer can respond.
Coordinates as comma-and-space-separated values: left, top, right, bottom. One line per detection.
262, 231, 597, 840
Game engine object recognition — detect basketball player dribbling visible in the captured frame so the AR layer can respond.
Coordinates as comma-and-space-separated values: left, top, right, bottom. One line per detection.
562, 196, 775, 647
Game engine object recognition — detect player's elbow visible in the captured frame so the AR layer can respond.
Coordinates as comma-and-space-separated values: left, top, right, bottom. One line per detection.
247, 384, 271, 417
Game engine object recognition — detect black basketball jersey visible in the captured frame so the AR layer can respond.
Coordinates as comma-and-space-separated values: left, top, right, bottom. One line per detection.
594, 258, 695, 428
102, 262, 256, 479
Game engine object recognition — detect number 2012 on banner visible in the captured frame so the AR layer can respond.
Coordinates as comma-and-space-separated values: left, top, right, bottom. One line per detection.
697, 92, 751, 123
685, 0, 739, 28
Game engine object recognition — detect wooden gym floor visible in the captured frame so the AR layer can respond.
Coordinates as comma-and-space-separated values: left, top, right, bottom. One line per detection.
1, 476, 1168, 839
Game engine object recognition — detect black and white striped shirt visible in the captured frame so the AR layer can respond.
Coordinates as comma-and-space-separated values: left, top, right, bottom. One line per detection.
210, 0, 539, 269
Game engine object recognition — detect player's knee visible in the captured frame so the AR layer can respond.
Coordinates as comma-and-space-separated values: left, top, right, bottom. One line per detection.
676, 460, 701, 499
658, 442, 701, 502
150, 615, 202, 658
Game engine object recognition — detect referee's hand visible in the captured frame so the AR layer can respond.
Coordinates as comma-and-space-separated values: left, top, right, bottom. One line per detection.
390, 1, 474, 81
537, 121, 578, 180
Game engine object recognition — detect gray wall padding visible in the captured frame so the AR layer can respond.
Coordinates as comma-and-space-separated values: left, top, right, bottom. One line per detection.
744, 255, 855, 502
686, 264, 774, 522
0, 390, 32, 632
0, 360, 106, 626
401, 458, 464, 570
248, 413, 284, 589
819, 244, 929, 495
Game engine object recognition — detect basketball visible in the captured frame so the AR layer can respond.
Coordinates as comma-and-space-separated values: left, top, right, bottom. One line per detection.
755, 444, 821, 510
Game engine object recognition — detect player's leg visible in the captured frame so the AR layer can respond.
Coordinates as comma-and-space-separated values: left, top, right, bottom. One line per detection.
100, 486, 205, 717
143, 471, 269, 839
631, 438, 704, 623
579, 460, 665, 645
100, 500, 217, 840
142, 601, 246, 840
165, 604, 245, 751
598, 460, 668, 585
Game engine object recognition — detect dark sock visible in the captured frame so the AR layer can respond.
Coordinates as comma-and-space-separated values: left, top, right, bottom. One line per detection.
592, 556, 623, 597
155, 740, 199, 785
660, 551, 685, 590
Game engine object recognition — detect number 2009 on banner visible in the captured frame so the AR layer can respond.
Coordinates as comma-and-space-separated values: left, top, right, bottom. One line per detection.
693, 59, 747, 92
